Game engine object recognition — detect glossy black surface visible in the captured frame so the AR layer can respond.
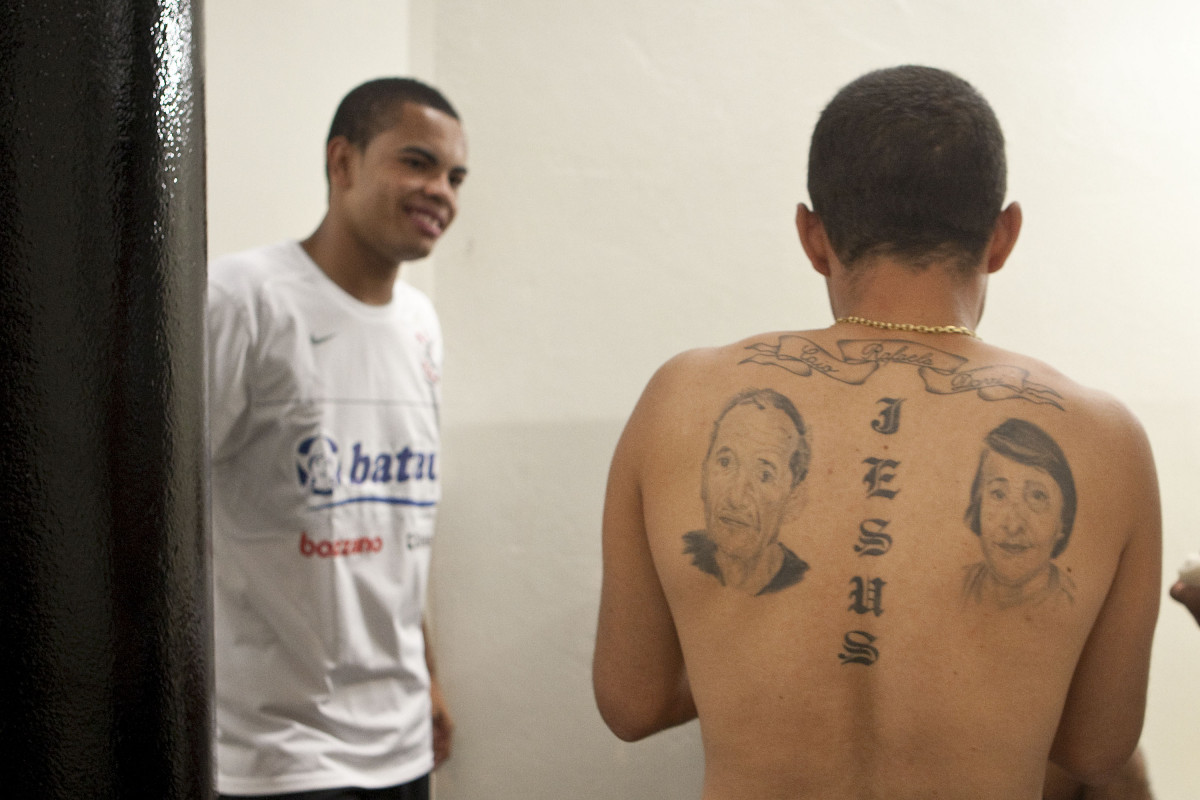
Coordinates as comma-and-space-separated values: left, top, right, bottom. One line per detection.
0, 1, 210, 797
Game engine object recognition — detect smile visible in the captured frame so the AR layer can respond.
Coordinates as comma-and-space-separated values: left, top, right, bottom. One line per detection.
408, 209, 446, 236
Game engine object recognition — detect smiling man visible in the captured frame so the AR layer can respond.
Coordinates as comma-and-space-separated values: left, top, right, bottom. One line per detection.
208, 78, 467, 800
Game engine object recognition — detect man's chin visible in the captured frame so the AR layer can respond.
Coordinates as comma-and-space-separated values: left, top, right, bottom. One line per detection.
711, 531, 769, 560
386, 233, 440, 264
394, 246, 434, 263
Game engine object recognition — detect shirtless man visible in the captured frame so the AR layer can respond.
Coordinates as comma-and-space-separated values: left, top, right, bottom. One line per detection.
593, 65, 1161, 799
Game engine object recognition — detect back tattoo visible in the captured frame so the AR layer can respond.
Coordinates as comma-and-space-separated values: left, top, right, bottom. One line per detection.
962, 418, 1077, 609
683, 389, 811, 597
684, 344, 1075, 666
743, 336, 1064, 408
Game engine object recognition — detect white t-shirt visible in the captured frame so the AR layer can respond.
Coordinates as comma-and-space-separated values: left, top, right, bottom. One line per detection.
208, 241, 442, 795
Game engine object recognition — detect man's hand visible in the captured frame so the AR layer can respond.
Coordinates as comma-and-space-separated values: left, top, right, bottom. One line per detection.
430, 676, 454, 768
1169, 581, 1200, 627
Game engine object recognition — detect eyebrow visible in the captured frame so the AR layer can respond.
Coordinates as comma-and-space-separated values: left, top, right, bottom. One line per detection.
711, 445, 738, 460
401, 145, 469, 177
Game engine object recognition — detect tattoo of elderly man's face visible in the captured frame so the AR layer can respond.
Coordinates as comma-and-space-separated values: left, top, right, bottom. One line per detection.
963, 418, 1077, 609
683, 389, 811, 595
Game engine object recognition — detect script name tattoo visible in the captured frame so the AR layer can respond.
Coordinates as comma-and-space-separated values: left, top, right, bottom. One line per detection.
741, 336, 1064, 409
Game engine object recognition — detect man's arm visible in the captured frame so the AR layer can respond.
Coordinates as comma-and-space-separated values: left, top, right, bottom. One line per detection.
423, 621, 453, 767
593, 371, 697, 741
1043, 748, 1154, 800
1050, 413, 1161, 783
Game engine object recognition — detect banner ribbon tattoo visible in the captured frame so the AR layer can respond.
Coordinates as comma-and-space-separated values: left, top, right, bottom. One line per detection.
741, 336, 1064, 409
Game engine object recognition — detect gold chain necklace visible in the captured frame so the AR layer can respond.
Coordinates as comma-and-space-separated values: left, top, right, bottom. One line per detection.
836, 315, 978, 338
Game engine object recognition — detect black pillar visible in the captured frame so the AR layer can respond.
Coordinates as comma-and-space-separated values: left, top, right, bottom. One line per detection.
0, 1, 210, 798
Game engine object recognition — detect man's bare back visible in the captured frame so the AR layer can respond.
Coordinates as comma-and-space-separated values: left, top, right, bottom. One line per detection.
593, 66, 1160, 800
596, 326, 1159, 799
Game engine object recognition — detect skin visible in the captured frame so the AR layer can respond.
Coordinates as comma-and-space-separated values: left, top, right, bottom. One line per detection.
1168, 580, 1200, 626
1043, 749, 1154, 799
303, 102, 468, 305
702, 403, 801, 591
424, 622, 454, 767
594, 202, 1161, 798
977, 451, 1065, 591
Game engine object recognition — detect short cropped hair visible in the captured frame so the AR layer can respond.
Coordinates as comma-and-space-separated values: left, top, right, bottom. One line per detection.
327, 77, 459, 150
707, 389, 811, 488
807, 65, 1006, 272
964, 418, 1077, 558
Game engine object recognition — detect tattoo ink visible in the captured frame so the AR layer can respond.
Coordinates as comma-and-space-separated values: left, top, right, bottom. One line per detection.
848, 576, 886, 617
683, 389, 811, 596
854, 519, 893, 556
742, 335, 1065, 409
961, 418, 1077, 609
862, 457, 901, 499
872, 397, 905, 434
838, 631, 880, 666
839, 397, 905, 665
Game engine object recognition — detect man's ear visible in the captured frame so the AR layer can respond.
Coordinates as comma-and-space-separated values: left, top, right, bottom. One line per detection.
326, 136, 357, 190
796, 204, 834, 277
984, 202, 1022, 274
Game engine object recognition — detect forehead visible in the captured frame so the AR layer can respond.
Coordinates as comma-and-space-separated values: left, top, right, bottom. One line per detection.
368, 102, 468, 165
981, 450, 1058, 491
714, 404, 798, 452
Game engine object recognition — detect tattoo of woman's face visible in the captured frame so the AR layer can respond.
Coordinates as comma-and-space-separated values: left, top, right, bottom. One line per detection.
976, 451, 1066, 585
962, 418, 1077, 609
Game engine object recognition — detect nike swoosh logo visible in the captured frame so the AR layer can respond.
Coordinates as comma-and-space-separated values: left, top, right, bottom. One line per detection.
310, 333, 337, 345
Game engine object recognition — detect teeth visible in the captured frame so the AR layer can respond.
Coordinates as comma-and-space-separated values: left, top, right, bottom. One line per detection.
411, 210, 443, 232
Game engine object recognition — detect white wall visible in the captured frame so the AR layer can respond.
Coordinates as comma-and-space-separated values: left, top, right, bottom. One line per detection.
205, 0, 439, 293
207, 2, 1200, 797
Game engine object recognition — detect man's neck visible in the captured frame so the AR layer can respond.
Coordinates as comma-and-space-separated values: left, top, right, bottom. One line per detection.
301, 224, 401, 306
829, 258, 988, 332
